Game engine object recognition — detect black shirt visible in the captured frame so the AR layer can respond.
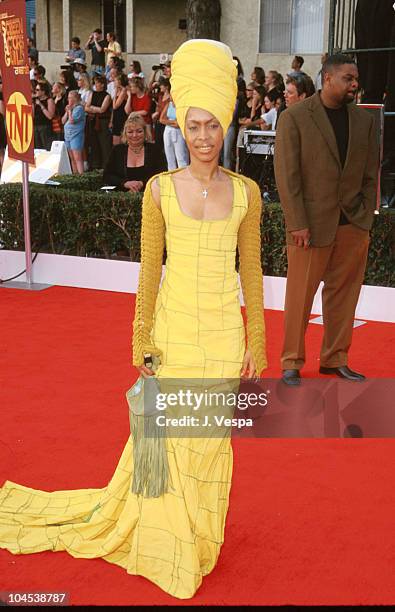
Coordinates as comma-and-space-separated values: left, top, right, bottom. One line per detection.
88, 40, 106, 66
103, 143, 167, 190
324, 104, 350, 225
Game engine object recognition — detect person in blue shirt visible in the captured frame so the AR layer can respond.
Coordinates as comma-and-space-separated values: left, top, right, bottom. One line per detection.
62, 90, 86, 174
65, 37, 86, 64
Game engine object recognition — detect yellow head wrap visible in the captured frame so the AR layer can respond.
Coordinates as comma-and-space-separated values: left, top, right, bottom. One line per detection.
170, 39, 237, 138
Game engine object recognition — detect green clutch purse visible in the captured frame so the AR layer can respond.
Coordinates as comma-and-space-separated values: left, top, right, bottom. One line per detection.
126, 356, 171, 498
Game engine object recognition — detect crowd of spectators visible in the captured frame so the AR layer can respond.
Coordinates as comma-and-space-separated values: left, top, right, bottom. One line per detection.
0, 34, 323, 191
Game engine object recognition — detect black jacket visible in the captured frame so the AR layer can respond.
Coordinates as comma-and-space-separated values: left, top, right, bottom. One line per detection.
103, 142, 167, 190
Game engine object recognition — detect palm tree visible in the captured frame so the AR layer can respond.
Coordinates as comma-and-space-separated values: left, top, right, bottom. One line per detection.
186, 0, 221, 40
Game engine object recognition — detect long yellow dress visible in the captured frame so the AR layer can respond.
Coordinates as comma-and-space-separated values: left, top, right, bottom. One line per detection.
0, 170, 266, 599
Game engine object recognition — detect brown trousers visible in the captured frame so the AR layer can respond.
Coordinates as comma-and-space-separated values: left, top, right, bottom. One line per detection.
282, 224, 370, 370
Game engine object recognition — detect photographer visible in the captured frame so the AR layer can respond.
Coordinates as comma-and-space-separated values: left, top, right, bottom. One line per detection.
85, 29, 106, 76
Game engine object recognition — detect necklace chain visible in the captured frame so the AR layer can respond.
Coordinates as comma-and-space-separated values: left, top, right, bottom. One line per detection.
129, 146, 144, 154
188, 167, 220, 199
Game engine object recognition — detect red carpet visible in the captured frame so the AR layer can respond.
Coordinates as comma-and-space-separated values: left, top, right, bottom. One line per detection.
0, 285, 394, 605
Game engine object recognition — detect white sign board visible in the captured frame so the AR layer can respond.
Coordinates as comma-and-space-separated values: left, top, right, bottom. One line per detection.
0, 141, 72, 184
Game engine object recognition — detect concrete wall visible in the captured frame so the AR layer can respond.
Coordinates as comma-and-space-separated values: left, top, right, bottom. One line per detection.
36, 0, 49, 50
70, 0, 101, 52
221, 0, 260, 80
48, 0, 63, 51
134, 0, 187, 54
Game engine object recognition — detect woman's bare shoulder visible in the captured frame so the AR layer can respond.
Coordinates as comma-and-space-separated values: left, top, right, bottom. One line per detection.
149, 169, 183, 209
151, 176, 161, 208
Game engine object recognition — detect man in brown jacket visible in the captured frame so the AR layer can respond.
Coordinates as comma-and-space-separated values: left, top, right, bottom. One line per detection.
274, 54, 379, 385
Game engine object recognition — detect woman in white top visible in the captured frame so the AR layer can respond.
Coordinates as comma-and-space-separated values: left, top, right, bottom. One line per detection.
77, 73, 92, 106
260, 89, 283, 131
127, 60, 145, 83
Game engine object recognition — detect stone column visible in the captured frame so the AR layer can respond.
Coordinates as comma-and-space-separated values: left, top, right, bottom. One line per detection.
62, 0, 71, 51
125, 0, 134, 53
36, 0, 49, 50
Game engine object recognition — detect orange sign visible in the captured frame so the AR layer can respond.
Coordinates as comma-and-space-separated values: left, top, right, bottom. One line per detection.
0, 0, 34, 164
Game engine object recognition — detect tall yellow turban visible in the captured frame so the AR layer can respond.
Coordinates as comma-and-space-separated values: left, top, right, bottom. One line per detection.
170, 39, 237, 138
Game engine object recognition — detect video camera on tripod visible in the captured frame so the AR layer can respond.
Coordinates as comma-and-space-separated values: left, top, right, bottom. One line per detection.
240, 130, 278, 200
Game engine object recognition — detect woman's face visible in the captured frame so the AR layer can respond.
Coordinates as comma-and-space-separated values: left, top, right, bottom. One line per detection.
126, 122, 145, 148
251, 71, 256, 82
59, 73, 66, 85
77, 76, 84, 88
284, 82, 305, 107
52, 83, 59, 95
265, 72, 273, 88
109, 68, 118, 82
246, 86, 254, 100
129, 82, 137, 95
264, 96, 273, 110
184, 107, 223, 163
95, 79, 105, 91
252, 89, 261, 105
68, 92, 77, 106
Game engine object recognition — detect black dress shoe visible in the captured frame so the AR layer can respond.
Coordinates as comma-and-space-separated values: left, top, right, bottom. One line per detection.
319, 365, 366, 381
282, 369, 301, 386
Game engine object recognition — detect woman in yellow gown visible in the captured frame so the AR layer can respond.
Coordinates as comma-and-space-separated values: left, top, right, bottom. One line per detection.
0, 40, 266, 600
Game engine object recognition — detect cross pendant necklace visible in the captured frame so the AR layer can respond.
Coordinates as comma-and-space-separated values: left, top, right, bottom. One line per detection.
188, 168, 219, 199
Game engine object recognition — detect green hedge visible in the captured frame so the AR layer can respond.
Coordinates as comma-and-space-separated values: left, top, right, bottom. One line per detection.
0, 178, 393, 287
51, 170, 104, 192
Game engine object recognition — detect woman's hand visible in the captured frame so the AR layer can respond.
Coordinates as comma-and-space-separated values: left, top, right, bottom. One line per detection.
240, 349, 256, 379
124, 180, 144, 192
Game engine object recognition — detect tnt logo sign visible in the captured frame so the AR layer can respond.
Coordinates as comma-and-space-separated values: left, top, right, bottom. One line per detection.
6, 91, 33, 154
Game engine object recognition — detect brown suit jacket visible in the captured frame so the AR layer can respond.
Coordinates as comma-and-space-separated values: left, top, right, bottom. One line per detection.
274, 93, 379, 247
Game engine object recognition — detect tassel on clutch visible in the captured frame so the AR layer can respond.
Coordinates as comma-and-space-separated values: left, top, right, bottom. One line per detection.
126, 356, 171, 498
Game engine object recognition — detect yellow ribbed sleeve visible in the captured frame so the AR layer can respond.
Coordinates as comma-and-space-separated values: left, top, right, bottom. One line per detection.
132, 176, 165, 366
237, 175, 267, 374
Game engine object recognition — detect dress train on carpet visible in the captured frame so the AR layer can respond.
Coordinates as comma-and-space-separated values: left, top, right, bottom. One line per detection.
0, 434, 232, 599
